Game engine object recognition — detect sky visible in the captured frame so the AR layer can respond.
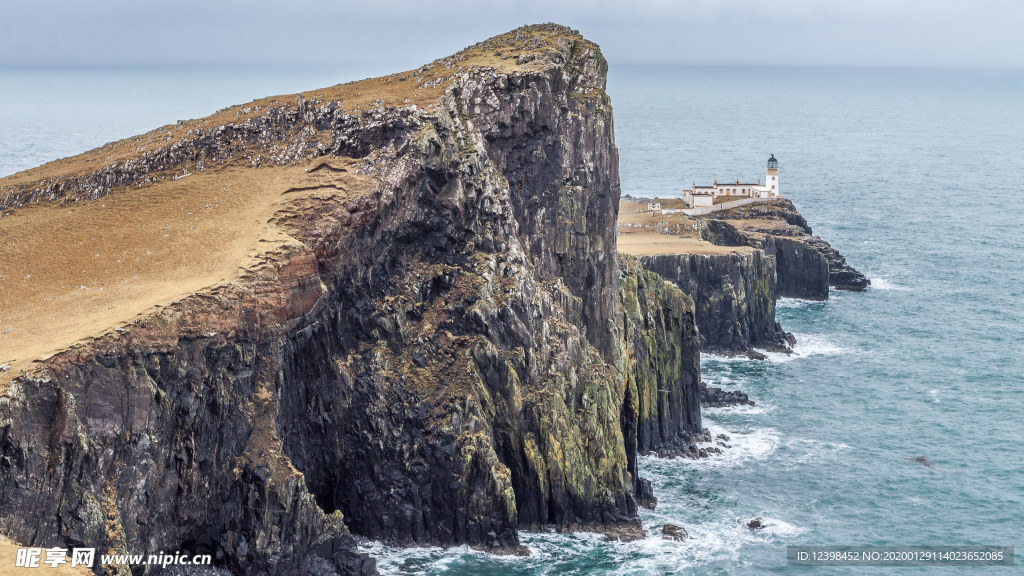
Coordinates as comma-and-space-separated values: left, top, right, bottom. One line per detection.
1, 0, 1022, 69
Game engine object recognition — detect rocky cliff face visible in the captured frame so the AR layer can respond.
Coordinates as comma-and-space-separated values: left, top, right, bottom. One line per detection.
0, 276, 378, 575
735, 232, 830, 300
704, 199, 869, 292
639, 251, 792, 354
699, 217, 829, 301
0, 25, 706, 575
618, 255, 701, 496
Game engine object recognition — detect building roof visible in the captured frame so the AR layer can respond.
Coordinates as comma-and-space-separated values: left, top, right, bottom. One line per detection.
716, 183, 761, 187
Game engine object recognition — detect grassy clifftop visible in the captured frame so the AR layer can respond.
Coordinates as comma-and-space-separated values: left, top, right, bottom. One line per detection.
0, 24, 598, 387
0, 24, 597, 200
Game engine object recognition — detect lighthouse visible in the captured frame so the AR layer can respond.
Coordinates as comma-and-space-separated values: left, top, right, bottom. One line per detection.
766, 154, 779, 195
680, 155, 783, 208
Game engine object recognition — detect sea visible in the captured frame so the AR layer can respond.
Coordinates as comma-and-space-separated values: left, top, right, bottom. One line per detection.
1, 64, 1022, 574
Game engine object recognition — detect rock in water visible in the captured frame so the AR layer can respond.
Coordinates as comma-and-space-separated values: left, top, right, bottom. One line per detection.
662, 523, 689, 541
700, 380, 755, 408
908, 456, 935, 468
748, 517, 764, 530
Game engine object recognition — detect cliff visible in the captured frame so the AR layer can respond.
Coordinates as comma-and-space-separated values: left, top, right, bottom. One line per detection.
704, 199, 870, 292
639, 250, 792, 354
0, 25, 702, 575
702, 219, 830, 301
617, 217, 792, 355
618, 255, 702, 482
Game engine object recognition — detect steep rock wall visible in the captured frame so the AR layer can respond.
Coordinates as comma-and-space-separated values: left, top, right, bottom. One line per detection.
639, 251, 791, 354
701, 217, 829, 300
0, 252, 378, 576
618, 256, 701, 475
748, 234, 830, 300
803, 235, 871, 291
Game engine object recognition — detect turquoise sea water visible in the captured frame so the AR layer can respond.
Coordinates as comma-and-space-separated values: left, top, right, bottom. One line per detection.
2, 65, 1022, 574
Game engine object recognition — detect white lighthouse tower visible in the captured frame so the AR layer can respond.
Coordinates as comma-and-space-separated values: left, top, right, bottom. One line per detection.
766, 154, 779, 195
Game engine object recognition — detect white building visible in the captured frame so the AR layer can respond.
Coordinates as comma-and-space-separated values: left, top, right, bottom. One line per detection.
683, 155, 781, 208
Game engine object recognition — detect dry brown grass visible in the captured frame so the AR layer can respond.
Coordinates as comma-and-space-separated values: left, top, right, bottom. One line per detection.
0, 158, 366, 388
617, 233, 753, 256
617, 200, 697, 233
720, 218, 794, 232
617, 200, 752, 255
0, 25, 588, 388
0, 26, 579, 195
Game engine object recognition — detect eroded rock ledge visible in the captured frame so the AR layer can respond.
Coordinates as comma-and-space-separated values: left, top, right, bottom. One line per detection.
704, 199, 870, 292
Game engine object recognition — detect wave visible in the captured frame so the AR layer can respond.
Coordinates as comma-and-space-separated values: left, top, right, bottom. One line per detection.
641, 423, 781, 472
699, 423, 781, 468
358, 540, 455, 575
869, 276, 909, 291
783, 437, 852, 466
700, 352, 757, 364
703, 402, 772, 416
702, 333, 843, 365
758, 332, 844, 363
776, 297, 828, 309
605, 519, 801, 573
700, 372, 754, 389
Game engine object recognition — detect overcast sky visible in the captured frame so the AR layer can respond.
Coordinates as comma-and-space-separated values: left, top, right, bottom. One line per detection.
2, 0, 1022, 69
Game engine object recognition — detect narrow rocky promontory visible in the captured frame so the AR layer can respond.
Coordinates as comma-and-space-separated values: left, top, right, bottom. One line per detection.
0, 25, 706, 575
704, 199, 870, 292
618, 197, 867, 359
640, 250, 792, 354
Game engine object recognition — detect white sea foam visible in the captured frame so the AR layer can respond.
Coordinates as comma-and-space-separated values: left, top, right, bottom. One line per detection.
703, 373, 741, 387
784, 437, 852, 466
357, 540, 447, 575
704, 333, 843, 364
776, 297, 826, 310
758, 332, 843, 363
701, 424, 781, 467
703, 402, 773, 416
701, 351, 758, 364
868, 276, 908, 291
540, 513, 804, 574
363, 510, 808, 575
617, 514, 807, 573
361, 539, 529, 575
640, 423, 781, 471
